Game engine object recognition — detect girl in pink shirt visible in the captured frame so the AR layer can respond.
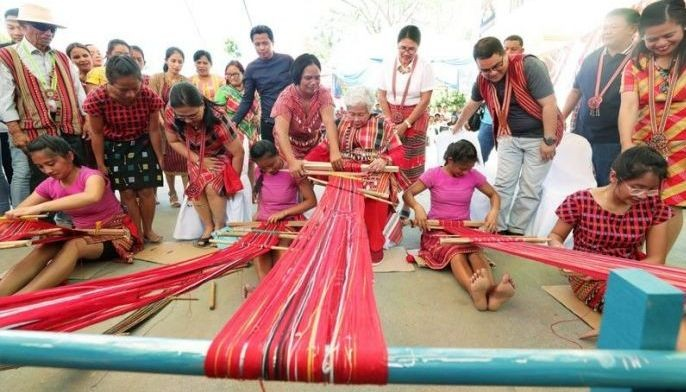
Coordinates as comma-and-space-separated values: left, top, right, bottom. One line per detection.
0, 136, 141, 296
249, 140, 316, 283
403, 140, 514, 311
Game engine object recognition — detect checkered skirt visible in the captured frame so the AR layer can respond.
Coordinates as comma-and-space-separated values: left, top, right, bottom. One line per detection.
105, 135, 163, 191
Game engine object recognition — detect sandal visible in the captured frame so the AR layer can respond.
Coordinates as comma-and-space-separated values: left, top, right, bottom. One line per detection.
169, 194, 181, 208
194, 236, 212, 248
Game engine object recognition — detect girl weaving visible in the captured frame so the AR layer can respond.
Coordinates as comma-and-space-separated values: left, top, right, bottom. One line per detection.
164, 82, 245, 247
305, 86, 409, 263
0, 135, 141, 296
403, 140, 515, 311
249, 140, 315, 283
548, 146, 671, 312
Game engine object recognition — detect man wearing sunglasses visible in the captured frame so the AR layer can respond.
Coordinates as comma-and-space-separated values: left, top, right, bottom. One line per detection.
0, 4, 88, 200
453, 37, 564, 236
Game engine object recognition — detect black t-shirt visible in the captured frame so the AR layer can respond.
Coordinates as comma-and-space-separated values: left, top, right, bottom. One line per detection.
573, 47, 626, 143
472, 56, 554, 138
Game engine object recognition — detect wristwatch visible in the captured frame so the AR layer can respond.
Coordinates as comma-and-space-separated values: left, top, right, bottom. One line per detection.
543, 136, 557, 146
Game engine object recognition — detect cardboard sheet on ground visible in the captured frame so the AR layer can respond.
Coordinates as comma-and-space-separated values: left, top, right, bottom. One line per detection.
543, 284, 686, 350
373, 246, 415, 273
135, 241, 217, 265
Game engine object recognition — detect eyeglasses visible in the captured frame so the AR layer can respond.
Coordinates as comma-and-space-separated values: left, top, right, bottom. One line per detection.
623, 182, 660, 197
27, 22, 56, 33
398, 45, 417, 54
479, 57, 504, 74
174, 107, 203, 121
226, 72, 241, 78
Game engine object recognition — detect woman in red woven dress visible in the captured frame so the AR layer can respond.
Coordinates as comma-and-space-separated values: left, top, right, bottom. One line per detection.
85, 55, 165, 243
619, 0, 686, 252
165, 82, 244, 246
305, 86, 408, 263
150, 47, 189, 208
0, 136, 141, 296
549, 146, 671, 311
378, 25, 435, 219
403, 140, 514, 311
272, 53, 343, 177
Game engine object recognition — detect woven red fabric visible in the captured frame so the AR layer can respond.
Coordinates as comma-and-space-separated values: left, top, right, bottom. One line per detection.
439, 221, 686, 291
0, 227, 279, 331
205, 177, 388, 384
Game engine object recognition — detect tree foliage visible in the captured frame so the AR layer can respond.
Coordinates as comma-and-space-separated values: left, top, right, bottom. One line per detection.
223, 38, 241, 59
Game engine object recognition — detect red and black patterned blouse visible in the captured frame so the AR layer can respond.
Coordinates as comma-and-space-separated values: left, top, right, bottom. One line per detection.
83, 85, 164, 141
555, 189, 672, 260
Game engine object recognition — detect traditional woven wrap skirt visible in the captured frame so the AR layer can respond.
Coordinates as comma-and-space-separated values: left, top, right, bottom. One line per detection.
568, 275, 606, 312
419, 230, 480, 269
389, 104, 429, 183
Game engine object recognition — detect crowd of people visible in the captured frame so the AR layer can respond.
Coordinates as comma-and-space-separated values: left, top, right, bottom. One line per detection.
0, 1, 684, 315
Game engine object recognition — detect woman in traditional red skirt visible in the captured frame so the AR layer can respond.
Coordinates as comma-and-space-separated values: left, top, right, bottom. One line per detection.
150, 47, 189, 208
549, 146, 671, 312
164, 82, 245, 247
305, 86, 409, 263
378, 25, 435, 218
403, 140, 514, 311
0, 135, 141, 296
272, 53, 343, 177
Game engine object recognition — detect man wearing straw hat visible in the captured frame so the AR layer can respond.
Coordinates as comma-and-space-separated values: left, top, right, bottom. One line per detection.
0, 4, 88, 195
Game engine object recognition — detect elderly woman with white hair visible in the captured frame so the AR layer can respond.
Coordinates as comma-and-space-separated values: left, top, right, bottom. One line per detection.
306, 86, 408, 263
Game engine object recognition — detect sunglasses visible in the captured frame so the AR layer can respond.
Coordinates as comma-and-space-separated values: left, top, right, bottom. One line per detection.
27, 22, 56, 33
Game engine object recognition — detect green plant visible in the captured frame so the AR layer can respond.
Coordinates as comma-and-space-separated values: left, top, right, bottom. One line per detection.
431, 89, 466, 113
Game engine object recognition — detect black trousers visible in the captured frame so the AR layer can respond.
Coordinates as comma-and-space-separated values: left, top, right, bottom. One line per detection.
260, 120, 275, 144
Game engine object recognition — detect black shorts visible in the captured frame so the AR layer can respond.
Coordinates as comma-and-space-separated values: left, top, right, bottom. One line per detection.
93, 240, 118, 261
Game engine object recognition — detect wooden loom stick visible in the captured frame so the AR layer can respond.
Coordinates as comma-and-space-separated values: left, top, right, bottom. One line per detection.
308, 177, 395, 206
217, 230, 298, 240
0, 240, 33, 249
302, 160, 400, 173
209, 282, 216, 310
304, 171, 366, 179
439, 236, 550, 245
226, 221, 307, 228
0, 214, 49, 221
76, 228, 129, 236
408, 219, 484, 229
209, 239, 292, 251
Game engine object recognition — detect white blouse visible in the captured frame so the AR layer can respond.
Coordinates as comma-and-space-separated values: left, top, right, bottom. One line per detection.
378, 55, 435, 106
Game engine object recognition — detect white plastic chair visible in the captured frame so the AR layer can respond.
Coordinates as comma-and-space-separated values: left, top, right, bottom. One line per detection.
527, 133, 596, 246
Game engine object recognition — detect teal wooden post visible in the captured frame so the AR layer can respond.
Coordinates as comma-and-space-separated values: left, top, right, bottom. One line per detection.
592, 268, 683, 392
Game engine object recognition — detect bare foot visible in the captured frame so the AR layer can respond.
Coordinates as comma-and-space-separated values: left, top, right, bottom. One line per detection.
144, 231, 163, 243
469, 268, 490, 311
488, 273, 515, 311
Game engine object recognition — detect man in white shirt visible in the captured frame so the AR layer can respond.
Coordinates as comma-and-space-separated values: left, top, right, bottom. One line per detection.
0, 4, 88, 196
